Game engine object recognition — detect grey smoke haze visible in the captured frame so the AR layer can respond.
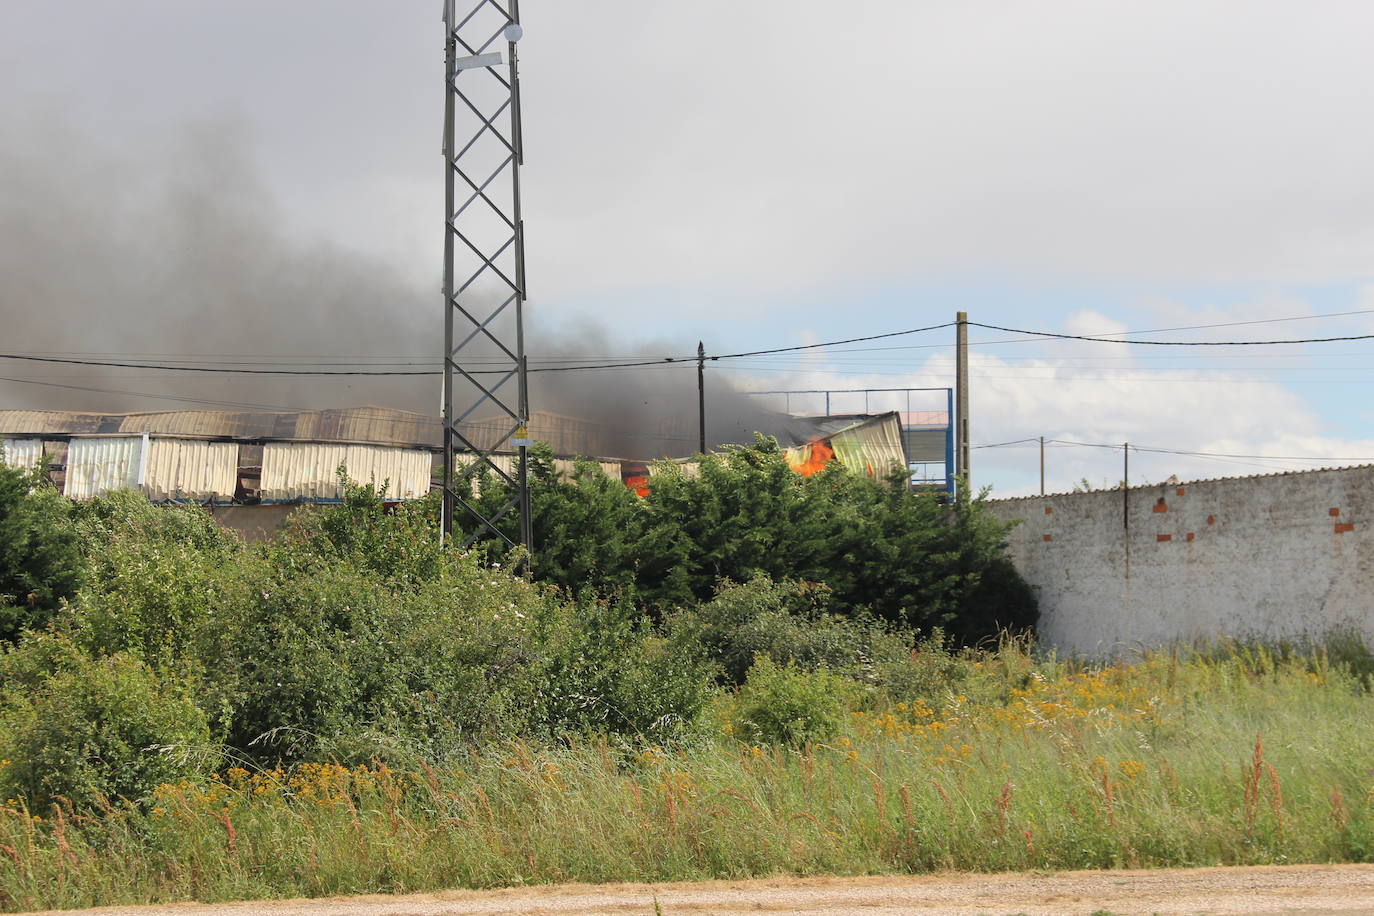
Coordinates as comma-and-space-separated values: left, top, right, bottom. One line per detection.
0, 116, 787, 458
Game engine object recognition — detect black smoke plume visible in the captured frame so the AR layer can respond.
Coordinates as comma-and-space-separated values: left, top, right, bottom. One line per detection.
0, 117, 792, 459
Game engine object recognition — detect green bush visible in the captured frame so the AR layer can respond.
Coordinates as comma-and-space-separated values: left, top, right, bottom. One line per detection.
458, 438, 1038, 645
869, 629, 982, 711
0, 637, 210, 808
731, 655, 856, 746
524, 451, 656, 602
72, 488, 240, 557
276, 477, 447, 586
192, 555, 534, 761
0, 458, 83, 641
185, 545, 718, 762
65, 494, 258, 663
524, 596, 719, 742
668, 576, 908, 686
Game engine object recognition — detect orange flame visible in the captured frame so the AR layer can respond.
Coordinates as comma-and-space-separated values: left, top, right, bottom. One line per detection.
788, 438, 834, 477
621, 463, 651, 498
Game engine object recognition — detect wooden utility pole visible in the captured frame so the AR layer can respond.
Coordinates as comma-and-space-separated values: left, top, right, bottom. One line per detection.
955, 311, 970, 489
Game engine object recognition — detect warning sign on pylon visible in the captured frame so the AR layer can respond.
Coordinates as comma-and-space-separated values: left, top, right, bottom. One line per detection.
511, 424, 532, 447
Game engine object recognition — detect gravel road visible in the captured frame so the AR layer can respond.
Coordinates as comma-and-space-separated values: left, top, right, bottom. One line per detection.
21, 864, 1374, 916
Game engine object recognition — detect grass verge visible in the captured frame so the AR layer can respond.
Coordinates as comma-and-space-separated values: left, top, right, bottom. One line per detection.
1, 641, 1372, 911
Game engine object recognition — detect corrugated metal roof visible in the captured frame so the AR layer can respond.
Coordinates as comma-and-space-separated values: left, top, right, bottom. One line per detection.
828, 413, 908, 477
0, 406, 444, 448
0, 406, 657, 457
782, 413, 908, 478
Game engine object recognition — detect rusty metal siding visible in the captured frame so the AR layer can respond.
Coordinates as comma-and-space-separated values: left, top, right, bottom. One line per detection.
143, 440, 238, 503
0, 407, 443, 448
0, 438, 43, 469
0, 411, 106, 437
260, 443, 432, 502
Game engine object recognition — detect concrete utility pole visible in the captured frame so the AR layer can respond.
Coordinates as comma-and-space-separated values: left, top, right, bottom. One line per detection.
955, 311, 970, 490
1122, 442, 1130, 529
1039, 435, 1045, 496
697, 341, 706, 454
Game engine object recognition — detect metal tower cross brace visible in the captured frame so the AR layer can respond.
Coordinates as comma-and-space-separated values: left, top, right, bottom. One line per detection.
441, 0, 531, 550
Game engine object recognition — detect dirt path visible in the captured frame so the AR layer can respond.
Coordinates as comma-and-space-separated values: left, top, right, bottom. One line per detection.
24, 865, 1374, 916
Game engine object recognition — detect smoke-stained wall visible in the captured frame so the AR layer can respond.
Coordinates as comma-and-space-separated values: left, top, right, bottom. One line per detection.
987, 465, 1374, 656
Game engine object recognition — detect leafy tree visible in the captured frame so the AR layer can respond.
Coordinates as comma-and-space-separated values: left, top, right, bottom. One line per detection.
464, 437, 1038, 643
0, 458, 83, 641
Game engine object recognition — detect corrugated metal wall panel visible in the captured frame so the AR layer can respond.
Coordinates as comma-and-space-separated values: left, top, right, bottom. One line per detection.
143, 440, 238, 503
0, 439, 43, 469
648, 460, 700, 480
65, 437, 142, 499
552, 458, 622, 480
260, 443, 432, 502
830, 414, 907, 478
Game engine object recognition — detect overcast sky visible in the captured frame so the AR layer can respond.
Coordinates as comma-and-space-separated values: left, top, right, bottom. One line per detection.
3, 1, 1374, 494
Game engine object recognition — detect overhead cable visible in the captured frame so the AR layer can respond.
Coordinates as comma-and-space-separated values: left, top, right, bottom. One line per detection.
0, 322, 958, 376
968, 322, 1374, 347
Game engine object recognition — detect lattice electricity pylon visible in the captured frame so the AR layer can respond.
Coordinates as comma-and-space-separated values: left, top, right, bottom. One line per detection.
440, 0, 531, 551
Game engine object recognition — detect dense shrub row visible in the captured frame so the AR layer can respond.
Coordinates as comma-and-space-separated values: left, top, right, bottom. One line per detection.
0, 441, 1036, 810
465, 440, 1036, 642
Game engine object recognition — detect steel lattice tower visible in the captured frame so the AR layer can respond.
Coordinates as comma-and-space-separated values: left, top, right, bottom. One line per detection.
440, 0, 530, 549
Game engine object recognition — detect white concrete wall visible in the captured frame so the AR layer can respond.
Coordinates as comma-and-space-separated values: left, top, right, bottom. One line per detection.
987, 465, 1374, 656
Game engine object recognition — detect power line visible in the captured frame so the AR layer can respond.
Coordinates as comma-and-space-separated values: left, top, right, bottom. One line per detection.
0, 322, 959, 377
972, 437, 1039, 449
4, 308, 1372, 381
708, 322, 956, 358
1034, 308, 1374, 337
986, 436, 1374, 464
8, 307, 1367, 363
0, 376, 301, 412
969, 321, 1374, 347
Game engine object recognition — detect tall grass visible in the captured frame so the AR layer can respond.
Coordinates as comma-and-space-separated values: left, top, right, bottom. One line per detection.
2, 640, 1372, 911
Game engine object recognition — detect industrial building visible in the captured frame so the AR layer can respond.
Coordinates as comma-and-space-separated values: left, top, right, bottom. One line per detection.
0, 405, 913, 538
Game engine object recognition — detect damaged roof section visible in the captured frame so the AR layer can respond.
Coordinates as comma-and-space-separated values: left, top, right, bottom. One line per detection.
0, 406, 444, 449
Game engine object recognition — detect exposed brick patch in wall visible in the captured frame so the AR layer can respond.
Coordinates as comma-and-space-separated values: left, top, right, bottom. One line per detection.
1157, 534, 1172, 542
1186, 532, 1195, 542
1176, 487, 1186, 496
1153, 498, 1168, 513
1044, 506, 1053, 515
1207, 515, 1216, 525
1330, 507, 1341, 517
1336, 522, 1356, 534
1043, 534, 1053, 542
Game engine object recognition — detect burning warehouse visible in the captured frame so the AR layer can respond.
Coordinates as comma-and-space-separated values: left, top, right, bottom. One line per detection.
0, 405, 911, 535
